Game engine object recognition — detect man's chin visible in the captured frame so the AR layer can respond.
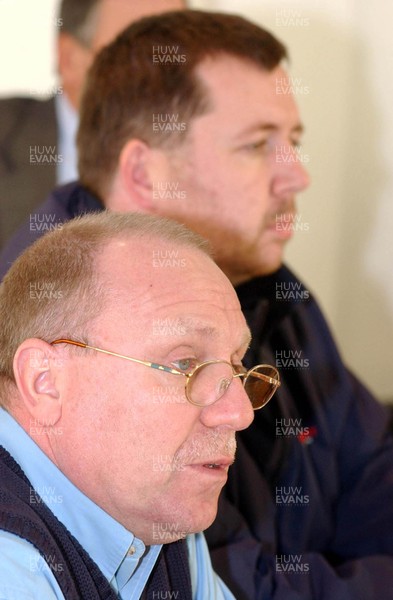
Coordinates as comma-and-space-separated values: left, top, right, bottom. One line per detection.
218, 240, 285, 284
258, 260, 284, 277
255, 241, 286, 276
187, 503, 221, 536
246, 256, 284, 281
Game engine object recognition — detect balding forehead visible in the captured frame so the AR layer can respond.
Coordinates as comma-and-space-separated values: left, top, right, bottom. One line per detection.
94, 236, 211, 291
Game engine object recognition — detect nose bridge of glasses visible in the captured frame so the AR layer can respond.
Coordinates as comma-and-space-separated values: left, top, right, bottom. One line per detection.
232, 371, 246, 386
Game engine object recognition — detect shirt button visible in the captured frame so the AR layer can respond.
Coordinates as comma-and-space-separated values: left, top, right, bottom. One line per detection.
128, 546, 136, 556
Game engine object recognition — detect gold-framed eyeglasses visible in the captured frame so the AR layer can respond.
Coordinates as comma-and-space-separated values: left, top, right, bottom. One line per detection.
50, 339, 280, 410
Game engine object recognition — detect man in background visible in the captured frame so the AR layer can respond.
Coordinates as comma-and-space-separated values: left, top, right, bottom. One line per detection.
1, 11, 393, 599
0, 0, 185, 248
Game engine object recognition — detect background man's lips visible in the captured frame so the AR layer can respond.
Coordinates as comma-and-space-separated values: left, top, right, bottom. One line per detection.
269, 214, 296, 240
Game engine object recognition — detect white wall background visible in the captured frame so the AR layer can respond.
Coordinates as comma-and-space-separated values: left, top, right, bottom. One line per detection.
0, 0, 392, 400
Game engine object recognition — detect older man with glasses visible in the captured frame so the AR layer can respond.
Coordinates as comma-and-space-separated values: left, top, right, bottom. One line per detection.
1, 10, 393, 600
0, 211, 279, 599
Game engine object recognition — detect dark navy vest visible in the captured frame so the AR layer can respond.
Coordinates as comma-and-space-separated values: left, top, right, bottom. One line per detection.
0, 445, 192, 600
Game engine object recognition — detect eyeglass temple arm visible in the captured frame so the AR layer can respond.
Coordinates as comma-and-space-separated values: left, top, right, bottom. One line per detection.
51, 339, 87, 348
50, 339, 184, 376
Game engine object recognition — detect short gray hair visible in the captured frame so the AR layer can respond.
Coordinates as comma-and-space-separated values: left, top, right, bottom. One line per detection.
0, 212, 209, 404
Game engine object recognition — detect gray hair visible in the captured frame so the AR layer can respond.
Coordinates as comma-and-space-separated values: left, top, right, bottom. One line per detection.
0, 211, 209, 404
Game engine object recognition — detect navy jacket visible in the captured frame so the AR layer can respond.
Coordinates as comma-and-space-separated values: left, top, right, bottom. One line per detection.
1, 182, 393, 599
206, 273, 393, 599
0, 181, 101, 278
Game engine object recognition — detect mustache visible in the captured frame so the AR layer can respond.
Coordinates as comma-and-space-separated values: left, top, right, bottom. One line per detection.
270, 201, 297, 222
173, 430, 237, 466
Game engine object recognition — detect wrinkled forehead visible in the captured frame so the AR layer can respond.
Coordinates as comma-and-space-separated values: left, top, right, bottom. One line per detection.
95, 236, 232, 303
92, 238, 248, 347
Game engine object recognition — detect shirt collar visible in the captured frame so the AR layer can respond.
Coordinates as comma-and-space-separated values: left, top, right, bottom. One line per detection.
55, 93, 79, 185
0, 408, 148, 584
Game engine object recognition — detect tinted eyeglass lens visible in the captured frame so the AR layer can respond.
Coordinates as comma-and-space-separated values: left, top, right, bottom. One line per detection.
244, 365, 279, 409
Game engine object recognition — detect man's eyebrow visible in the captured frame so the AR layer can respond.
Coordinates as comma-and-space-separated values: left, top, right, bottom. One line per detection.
193, 325, 219, 338
235, 122, 305, 140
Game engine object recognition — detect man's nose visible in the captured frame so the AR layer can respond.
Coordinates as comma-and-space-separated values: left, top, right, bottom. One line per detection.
271, 144, 311, 197
199, 377, 254, 431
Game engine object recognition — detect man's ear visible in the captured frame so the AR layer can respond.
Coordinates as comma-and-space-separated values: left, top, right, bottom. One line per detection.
13, 339, 62, 425
116, 139, 170, 211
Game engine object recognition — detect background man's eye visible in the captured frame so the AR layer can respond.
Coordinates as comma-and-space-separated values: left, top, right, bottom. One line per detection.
247, 140, 268, 151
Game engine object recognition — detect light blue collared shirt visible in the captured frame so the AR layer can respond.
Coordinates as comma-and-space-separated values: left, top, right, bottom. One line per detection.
0, 409, 235, 599
55, 93, 78, 185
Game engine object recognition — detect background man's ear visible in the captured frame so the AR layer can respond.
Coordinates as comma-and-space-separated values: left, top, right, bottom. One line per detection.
13, 339, 62, 425
115, 139, 172, 212
119, 139, 153, 206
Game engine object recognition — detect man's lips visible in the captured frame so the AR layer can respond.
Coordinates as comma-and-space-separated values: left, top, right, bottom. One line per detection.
267, 213, 296, 240
187, 456, 235, 470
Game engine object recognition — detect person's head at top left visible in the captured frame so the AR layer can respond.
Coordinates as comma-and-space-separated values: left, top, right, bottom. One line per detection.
0, 212, 275, 543
58, 0, 186, 109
